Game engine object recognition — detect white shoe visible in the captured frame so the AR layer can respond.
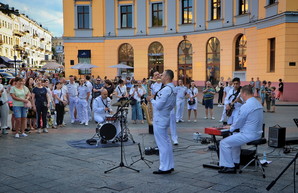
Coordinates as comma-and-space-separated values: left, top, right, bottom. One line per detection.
71, 120, 75, 124
173, 141, 179, 145
219, 120, 223, 123
43, 128, 48, 133
37, 129, 41, 134
15, 133, 19, 138
180, 119, 184, 122
193, 120, 197, 123
21, 133, 28, 137
211, 117, 215, 120
188, 120, 191, 122
85, 122, 88, 126
204, 117, 208, 119
176, 120, 179, 123
80, 122, 84, 125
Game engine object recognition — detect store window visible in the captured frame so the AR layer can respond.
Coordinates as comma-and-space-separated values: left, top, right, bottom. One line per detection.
121, 5, 132, 28
78, 50, 91, 74
211, 0, 221, 20
118, 43, 134, 76
182, 0, 193, 24
148, 42, 164, 77
178, 39, 192, 85
152, 3, 163, 27
206, 37, 220, 85
77, 6, 90, 29
235, 34, 247, 71
239, 0, 248, 15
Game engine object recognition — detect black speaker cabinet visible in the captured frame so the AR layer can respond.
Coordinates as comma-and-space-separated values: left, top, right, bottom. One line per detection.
149, 125, 154, 134
268, 126, 286, 148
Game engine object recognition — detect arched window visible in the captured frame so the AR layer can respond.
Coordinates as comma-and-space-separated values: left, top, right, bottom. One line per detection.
235, 34, 247, 71
148, 42, 164, 78
178, 39, 192, 85
206, 37, 220, 85
118, 43, 134, 76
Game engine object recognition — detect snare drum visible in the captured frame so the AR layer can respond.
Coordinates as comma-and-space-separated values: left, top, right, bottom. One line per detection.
105, 115, 117, 123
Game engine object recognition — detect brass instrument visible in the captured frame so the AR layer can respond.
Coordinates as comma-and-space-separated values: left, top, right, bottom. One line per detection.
141, 80, 154, 134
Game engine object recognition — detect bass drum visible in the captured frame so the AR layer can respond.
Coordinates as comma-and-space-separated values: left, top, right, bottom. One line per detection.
96, 122, 120, 141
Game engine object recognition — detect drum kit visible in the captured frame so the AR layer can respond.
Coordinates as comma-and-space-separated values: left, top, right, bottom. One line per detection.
92, 100, 135, 145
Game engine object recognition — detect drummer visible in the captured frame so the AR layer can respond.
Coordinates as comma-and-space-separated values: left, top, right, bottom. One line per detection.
93, 89, 113, 123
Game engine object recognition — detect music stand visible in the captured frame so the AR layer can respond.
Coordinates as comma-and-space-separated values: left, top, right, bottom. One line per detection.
130, 143, 153, 168
104, 99, 139, 173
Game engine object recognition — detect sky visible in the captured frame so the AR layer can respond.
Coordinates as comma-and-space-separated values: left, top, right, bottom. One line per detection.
1, 0, 63, 37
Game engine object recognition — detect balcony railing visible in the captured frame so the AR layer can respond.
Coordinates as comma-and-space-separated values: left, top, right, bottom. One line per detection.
13, 30, 24, 37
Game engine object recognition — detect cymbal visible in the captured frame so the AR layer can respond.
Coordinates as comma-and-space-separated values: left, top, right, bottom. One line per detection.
112, 100, 130, 106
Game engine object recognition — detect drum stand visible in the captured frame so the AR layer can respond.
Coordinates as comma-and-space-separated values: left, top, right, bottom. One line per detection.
104, 101, 139, 173
130, 143, 153, 168
119, 108, 135, 143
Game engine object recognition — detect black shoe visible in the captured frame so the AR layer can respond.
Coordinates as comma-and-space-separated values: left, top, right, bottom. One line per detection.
170, 168, 174, 172
153, 169, 172, 174
234, 163, 240, 169
218, 167, 236, 174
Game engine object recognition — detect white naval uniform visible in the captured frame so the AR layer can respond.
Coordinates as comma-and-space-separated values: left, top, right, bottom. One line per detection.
151, 82, 176, 171
175, 85, 187, 121
219, 97, 263, 167
77, 85, 90, 124
93, 96, 112, 123
220, 86, 233, 122
170, 87, 178, 144
226, 88, 243, 125
187, 87, 198, 110
85, 80, 93, 121
66, 82, 79, 122
151, 82, 162, 96
0, 84, 9, 129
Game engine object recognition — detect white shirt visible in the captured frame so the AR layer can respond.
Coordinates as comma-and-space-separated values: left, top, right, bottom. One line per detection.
130, 87, 144, 102
78, 85, 90, 99
176, 85, 187, 99
230, 97, 263, 136
67, 82, 79, 97
53, 89, 66, 104
187, 87, 198, 101
85, 81, 93, 93
115, 85, 127, 98
225, 88, 243, 108
93, 96, 112, 115
151, 82, 163, 95
0, 84, 8, 103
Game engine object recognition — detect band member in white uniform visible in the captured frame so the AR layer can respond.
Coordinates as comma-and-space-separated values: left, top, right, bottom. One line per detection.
0, 77, 9, 134
147, 70, 176, 174
219, 79, 233, 123
77, 79, 90, 126
225, 77, 243, 125
187, 81, 199, 122
219, 85, 263, 173
175, 80, 187, 122
170, 87, 178, 145
85, 75, 93, 121
93, 89, 112, 123
66, 75, 79, 124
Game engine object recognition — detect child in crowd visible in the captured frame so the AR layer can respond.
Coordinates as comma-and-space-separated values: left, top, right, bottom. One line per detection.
271, 86, 276, 113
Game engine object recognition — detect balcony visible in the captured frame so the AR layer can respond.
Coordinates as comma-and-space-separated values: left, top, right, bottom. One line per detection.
14, 45, 24, 51
40, 38, 45, 42
13, 30, 25, 37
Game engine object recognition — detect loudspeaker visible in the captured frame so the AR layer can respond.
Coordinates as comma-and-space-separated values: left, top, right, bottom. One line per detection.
268, 126, 286, 148
240, 149, 256, 166
149, 125, 154, 134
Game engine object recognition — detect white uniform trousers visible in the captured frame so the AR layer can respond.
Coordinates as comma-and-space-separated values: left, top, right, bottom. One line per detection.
170, 109, 178, 143
94, 113, 105, 123
87, 96, 92, 121
0, 103, 9, 128
153, 124, 174, 171
77, 99, 88, 123
220, 105, 227, 122
69, 96, 78, 122
176, 99, 185, 121
227, 108, 240, 125
219, 132, 261, 167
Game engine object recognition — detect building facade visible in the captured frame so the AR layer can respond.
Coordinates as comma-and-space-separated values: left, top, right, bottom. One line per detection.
52, 37, 65, 66
63, 0, 298, 101
0, 3, 53, 69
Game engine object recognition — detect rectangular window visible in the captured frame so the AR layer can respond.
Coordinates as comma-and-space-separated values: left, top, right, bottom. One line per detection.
121, 5, 132, 28
152, 3, 163, 27
239, 0, 248, 15
269, 38, 275, 72
268, 0, 276, 5
211, 0, 221, 20
78, 50, 91, 74
77, 6, 89, 29
182, 0, 193, 24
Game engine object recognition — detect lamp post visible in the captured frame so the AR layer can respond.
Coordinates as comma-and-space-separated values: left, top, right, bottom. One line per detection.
13, 55, 17, 76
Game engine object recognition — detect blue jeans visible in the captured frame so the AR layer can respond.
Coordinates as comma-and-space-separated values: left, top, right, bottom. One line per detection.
131, 101, 143, 120
13, 106, 28, 118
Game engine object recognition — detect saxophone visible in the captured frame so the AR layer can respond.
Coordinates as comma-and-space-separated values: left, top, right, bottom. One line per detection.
141, 80, 154, 133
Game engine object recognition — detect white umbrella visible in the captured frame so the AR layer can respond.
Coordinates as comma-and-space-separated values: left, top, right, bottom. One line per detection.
109, 63, 133, 69
42, 62, 63, 69
71, 63, 98, 69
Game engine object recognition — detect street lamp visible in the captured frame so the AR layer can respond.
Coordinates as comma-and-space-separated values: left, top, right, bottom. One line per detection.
8, 55, 22, 77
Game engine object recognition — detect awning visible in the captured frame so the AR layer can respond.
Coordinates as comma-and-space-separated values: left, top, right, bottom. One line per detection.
78, 50, 91, 58
0, 56, 12, 63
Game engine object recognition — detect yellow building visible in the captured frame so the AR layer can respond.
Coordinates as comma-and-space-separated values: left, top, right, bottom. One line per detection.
63, 0, 298, 101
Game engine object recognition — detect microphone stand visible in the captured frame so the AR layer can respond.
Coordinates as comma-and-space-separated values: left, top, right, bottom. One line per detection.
266, 152, 298, 192
104, 98, 139, 173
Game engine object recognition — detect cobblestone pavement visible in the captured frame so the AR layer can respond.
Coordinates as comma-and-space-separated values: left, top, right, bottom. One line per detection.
0, 99, 298, 193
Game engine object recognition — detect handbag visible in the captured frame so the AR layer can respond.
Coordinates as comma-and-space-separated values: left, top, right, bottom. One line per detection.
188, 100, 196, 105
130, 98, 137, 105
